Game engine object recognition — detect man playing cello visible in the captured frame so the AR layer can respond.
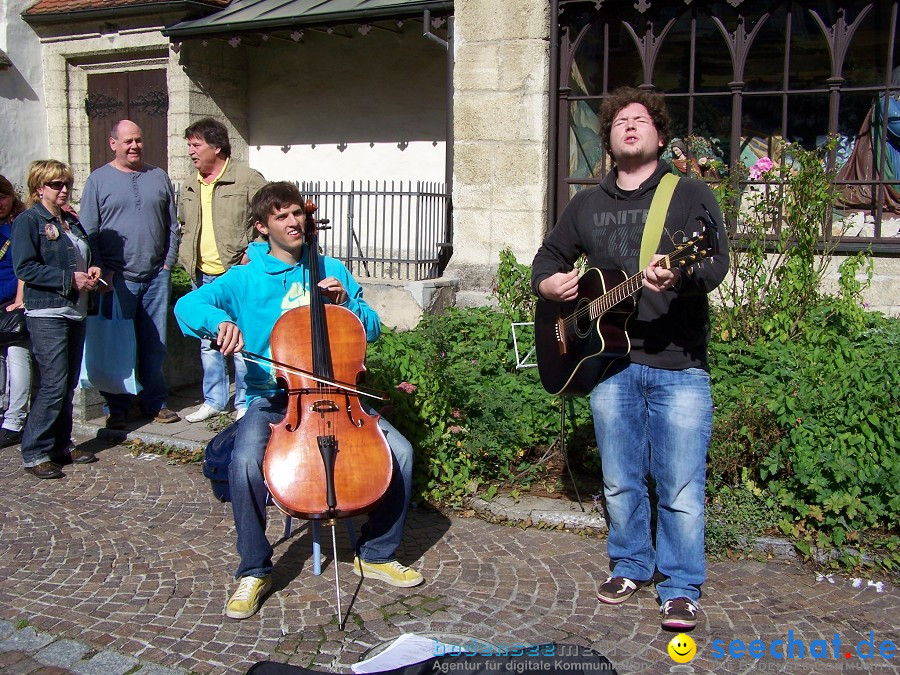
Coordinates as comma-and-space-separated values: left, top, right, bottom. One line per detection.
174, 181, 423, 620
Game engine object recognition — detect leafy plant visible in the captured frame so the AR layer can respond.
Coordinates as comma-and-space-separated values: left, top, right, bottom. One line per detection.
713, 141, 841, 343
368, 250, 595, 505
495, 247, 535, 323
706, 481, 781, 555
170, 264, 192, 299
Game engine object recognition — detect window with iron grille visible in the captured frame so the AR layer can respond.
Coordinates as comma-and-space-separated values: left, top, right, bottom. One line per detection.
552, 0, 900, 252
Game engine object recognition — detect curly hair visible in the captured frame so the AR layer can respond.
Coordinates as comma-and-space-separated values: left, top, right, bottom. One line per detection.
25, 160, 73, 209
598, 87, 672, 161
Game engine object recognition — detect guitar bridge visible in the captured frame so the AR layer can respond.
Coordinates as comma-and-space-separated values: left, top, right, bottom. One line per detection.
556, 317, 568, 355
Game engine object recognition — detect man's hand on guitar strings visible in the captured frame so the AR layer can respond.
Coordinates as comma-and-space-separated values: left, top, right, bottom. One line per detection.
538, 269, 580, 302
643, 254, 682, 293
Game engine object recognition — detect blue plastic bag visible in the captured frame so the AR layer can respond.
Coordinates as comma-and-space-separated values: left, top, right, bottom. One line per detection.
79, 292, 142, 394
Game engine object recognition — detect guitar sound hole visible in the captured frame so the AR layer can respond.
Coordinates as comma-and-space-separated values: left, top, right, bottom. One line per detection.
573, 298, 593, 339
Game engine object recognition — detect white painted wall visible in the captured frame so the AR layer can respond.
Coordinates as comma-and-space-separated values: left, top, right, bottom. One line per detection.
0, 0, 48, 187
251, 141, 445, 184
246, 23, 447, 185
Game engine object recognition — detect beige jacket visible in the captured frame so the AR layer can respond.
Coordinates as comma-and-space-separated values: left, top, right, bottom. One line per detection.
178, 161, 267, 281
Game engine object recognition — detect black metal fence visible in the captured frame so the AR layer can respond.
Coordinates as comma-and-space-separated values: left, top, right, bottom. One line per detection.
298, 180, 450, 281
174, 180, 451, 281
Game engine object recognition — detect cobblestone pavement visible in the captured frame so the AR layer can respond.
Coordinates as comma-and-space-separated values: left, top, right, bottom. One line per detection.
0, 406, 897, 674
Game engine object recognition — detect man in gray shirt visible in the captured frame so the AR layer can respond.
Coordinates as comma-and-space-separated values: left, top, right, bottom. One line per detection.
80, 119, 181, 428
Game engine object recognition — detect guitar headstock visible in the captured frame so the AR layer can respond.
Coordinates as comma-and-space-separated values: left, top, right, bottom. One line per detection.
659, 203, 719, 270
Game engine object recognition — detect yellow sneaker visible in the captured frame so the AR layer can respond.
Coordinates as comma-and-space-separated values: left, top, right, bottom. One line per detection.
353, 556, 424, 587
225, 575, 271, 619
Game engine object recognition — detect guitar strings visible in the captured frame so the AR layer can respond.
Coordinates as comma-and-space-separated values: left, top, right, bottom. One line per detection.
558, 238, 704, 332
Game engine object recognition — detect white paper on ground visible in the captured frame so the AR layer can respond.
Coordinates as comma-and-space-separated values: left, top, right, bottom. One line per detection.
351, 633, 464, 674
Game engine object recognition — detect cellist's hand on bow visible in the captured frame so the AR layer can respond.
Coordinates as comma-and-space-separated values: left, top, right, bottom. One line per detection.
318, 277, 348, 305
216, 321, 244, 356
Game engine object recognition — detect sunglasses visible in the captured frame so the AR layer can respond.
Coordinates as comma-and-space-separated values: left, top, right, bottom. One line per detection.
44, 180, 73, 191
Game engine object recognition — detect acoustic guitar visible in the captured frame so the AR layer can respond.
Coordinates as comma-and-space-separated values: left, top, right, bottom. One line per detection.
534, 212, 718, 396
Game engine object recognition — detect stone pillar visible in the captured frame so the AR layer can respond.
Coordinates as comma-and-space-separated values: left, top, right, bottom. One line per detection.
447, 0, 550, 303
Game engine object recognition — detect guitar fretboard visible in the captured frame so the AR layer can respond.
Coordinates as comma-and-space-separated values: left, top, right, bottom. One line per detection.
589, 250, 675, 319
590, 272, 646, 319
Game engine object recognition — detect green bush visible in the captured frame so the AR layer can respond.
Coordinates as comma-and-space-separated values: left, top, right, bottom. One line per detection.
712, 140, 839, 344
368, 209, 899, 572
368, 306, 594, 505
367, 249, 595, 505
171, 264, 192, 299
709, 287, 900, 562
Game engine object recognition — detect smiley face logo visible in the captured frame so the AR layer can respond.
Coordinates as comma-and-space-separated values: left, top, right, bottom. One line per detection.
667, 634, 696, 663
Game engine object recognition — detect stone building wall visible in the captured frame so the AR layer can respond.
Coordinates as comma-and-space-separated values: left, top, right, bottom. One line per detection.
171, 40, 250, 185
36, 19, 249, 190
0, 0, 50, 184
447, 0, 550, 300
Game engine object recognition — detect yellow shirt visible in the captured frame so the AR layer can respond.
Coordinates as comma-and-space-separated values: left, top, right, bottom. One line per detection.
197, 159, 228, 275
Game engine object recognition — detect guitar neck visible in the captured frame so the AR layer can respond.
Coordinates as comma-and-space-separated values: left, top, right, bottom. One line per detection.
589, 250, 681, 317
590, 270, 646, 318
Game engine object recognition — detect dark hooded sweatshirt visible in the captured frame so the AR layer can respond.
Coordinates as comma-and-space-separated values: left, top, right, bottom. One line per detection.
531, 160, 730, 371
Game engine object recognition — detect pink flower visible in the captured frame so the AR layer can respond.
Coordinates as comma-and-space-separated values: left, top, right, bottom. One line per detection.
748, 156, 774, 180
448, 425, 464, 434
395, 381, 417, 394
451, 408, 462, 418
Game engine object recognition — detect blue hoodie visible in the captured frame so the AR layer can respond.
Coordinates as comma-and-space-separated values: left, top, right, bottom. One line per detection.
174, 241, 381, 403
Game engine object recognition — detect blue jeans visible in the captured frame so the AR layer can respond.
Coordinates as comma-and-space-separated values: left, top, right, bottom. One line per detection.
101, 268, 171, 417
193, 272, 246, 412
590, 362, 712, 604
20, 317, 85, 467
231, 394, 414, 579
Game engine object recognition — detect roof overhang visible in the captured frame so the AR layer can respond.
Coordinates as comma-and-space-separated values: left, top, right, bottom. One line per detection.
163, 0, 453, 39
23, 1, 227, 26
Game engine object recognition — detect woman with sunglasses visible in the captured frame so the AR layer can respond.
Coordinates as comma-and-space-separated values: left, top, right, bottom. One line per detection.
0, 175, 32, 451
12, 160, 102, 479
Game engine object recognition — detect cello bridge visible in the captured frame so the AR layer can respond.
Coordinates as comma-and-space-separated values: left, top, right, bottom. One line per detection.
310, 400, 339, 414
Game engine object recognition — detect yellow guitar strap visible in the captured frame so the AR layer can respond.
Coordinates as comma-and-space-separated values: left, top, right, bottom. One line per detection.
639, 173, 680, 270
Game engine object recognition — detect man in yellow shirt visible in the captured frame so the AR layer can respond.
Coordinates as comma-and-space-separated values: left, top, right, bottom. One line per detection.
179, 118, 266, 422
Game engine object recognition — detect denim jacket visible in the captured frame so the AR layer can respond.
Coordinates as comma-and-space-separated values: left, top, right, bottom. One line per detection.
12, 203, 92, 310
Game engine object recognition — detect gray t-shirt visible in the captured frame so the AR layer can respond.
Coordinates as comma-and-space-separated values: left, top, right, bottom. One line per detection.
79, 162, 179, 282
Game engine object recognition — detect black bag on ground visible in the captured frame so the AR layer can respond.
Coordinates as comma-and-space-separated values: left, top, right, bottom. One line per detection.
0, 300, 27, 347
245, 643, 617, 674
203, 421, 240, 502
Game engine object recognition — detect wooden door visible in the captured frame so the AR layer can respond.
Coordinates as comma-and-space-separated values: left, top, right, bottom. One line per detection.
85, 70, 168, 171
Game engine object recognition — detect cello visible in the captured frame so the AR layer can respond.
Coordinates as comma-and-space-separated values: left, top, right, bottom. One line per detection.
261, 198, 393, 518
259, 198, 393, 621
